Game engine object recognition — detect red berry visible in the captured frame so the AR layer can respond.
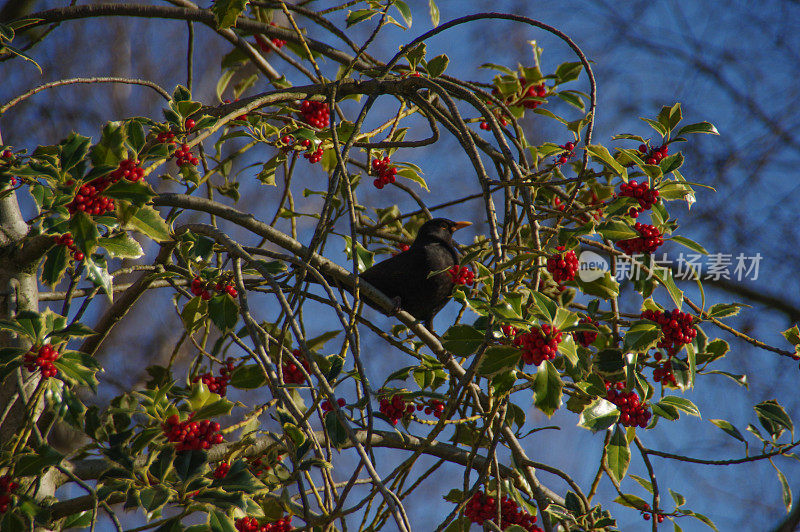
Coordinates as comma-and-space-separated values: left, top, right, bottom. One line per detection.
463, 489, 541, 531
616, 222, 663, 255
379, 394, 412, 425
299, 100, 330, 129
185, 118, 195, 130
448, 265, 474, 286
514, 325, 563, 366
605, 381, 651, 428
572, 316, 598, 347
162, 412, 224, 451
371, 156, 398, 188
546, 248, 579, 283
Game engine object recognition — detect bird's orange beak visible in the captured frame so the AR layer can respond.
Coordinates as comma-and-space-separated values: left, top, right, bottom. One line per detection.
452, 221, 472, 231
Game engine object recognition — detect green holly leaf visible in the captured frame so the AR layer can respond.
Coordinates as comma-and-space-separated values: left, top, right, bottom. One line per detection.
98, 233, 144, 259
442, 325, 484, 356
91, 122, 127, 166
606, 424, 630, 482
208, 294, 239, 333
42, 244, 69, 287
84, 254, 113, 302
70, 211, 99, 255
427, 54, 449, 77
578, 398, 619, 432
623, 322, 661, 352
103, 180, 155, 207
533, 360, 563, 417
587, 144, 627, 178
125, 205, 170, 242
478, 346, 521, 376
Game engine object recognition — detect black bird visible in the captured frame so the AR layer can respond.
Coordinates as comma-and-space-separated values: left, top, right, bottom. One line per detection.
359, 218, 471, 330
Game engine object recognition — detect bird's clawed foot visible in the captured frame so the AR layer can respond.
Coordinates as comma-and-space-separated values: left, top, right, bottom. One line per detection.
388, 296, 403, 316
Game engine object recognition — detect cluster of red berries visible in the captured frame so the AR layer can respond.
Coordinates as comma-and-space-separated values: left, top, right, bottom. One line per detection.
162, 413, 224, 452
283, 350, 311, 385
321, 398, 346, 413
193, 358, 236, 397
24, 344, 59, 378
513, 324, 563, 366
638, 143, 669, 166
546, 246, 578, 283
190, 277, 237, 300
618, 180, 659, 218
572, 316, 598, 347
448, 265, 475, 286
1, 149, 12, 160
190, 277, 213, 300
640, 503, 666, 523
110, 158, 144, 182
212, 461, 230, 479
279, 135, 323, 163
555, 141, 576, 165
519, 78, 547, 109
299, 100, 330, 129
175, 144, 199, 167
371, 156, 397, 189
55, 232, 84, 261
67, 181, 115, 216
641, 309, 696, 355
216, 281, 238, 298
604, 381, 651, 428
652, 355, 678, 386
464, 490, 542, 531
553, 193, 603, 223
255, 22, 287, 51
66, 158, 143, 216
156, 131, 176, 144
501, 324, 518, 338
616, 222, 663, 254
415, 399, 445, 418
234, 516, 292, 532
0, 475, 18, 514
479, 79, 546, 129
379, 394, 414, 425
304, 146, 323, 163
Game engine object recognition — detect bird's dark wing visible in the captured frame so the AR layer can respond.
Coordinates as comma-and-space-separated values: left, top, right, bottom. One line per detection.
359, 251, 422, 299
359, 243, 457, 325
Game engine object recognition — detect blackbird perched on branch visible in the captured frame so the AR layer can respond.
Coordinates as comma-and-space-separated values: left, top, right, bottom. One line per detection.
359, 218, 471, 330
